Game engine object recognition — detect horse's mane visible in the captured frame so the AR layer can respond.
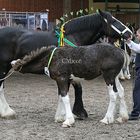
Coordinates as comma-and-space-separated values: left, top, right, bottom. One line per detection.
63, 13, 102, 34
12, 47, 49, 71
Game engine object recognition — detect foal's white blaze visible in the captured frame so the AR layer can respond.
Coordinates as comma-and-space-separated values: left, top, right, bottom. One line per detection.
0, 83, 15, 118
55, 95, 66, 122
61, 95, 75, 127
115, 77, 128, 123
100, 84, 117, 124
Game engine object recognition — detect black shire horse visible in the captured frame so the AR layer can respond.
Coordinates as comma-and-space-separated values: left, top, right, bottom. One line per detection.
12, 43, 129, 127
0, 10, 132, 119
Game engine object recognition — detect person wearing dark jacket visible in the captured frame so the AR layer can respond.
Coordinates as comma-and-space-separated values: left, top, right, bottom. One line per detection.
127, 28, 140, 120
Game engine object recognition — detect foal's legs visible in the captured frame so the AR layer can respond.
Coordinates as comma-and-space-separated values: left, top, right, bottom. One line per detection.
55, 79, 88, 122
55, 87, 66, 122
55, 77, 75, 127
71, 80, 88, 119
115, 76, 128, 122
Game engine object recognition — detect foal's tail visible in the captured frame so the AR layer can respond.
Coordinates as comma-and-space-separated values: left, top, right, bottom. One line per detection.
119, 49, 131, 80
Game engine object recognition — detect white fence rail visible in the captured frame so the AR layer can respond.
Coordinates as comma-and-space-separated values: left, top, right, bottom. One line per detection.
0, 11, 48, 30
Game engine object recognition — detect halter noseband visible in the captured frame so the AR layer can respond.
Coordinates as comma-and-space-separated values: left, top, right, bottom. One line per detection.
103, 17, 133, 37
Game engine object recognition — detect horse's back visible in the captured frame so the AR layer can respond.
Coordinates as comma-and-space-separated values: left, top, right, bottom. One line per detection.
56, 43, 124, 72
16, 31, 58, 57
0, 27, 27, 61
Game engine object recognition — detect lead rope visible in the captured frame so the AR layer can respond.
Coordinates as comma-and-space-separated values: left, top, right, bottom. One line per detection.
0, 68, 15, 81
44, 47, 57, 77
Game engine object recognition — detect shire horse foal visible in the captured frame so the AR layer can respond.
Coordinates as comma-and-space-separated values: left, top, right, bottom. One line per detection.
12, 43, 128, 127
0, 10, 132, 120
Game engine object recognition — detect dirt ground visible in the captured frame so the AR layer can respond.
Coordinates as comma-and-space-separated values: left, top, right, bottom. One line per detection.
0, 72, 140, 140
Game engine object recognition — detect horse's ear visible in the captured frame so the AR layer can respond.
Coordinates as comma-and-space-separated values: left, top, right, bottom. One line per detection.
97, 9, 105, 17
98, 10, 113, 24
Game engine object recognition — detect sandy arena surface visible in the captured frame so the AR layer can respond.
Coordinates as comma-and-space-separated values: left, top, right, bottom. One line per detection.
0, 72, 140, 140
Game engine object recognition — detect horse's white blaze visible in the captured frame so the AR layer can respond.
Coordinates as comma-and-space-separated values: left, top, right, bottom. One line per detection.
55, 95, 65, 122
115, 77, 128, 122
100, 85, 117, 124
61, 95, 75, 127
0, 83, 15, 117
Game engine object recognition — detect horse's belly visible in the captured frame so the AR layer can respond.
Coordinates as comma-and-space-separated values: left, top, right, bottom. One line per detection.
71, 70, 101, 81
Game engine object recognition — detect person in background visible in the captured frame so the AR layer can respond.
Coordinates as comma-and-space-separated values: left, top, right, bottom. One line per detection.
36, 27, 41, 31
126, 28, 140, 120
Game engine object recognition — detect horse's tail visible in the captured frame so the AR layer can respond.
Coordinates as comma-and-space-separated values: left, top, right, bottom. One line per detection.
119, 49, 131, 80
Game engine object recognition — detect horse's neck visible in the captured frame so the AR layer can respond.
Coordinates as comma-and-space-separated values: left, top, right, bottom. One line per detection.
63, 14, 104, 45
66, 35, 79, 45
67, 30, 102, 46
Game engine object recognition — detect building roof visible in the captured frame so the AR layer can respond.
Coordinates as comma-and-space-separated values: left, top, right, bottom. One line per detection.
94, 0, 139, 3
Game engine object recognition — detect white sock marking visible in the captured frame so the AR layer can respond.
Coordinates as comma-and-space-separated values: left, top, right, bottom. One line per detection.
100, 85, 117, 124
115, 77, 128, 121
61, 95, 74, 127
55, 95, 65, 122
0, 83, 15, 117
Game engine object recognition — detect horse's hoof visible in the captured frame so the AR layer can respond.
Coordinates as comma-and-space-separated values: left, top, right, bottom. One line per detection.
61, 118, 75, 128
116, 117, 123, 123
116, 116, 128, 123
100, 118, 109, 124
55, 117, 65, 123
62, 123, 71, 128
125, 76, 131, 80
100, 117, 114, 124
1, 114, 16, 119
72, 109, 88, 120
119, 77, 125, 80
1, 109, 16, 119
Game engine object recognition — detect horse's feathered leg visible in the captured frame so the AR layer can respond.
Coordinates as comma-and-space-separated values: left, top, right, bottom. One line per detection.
0, 82, 16, 118
101, 71, 128, 124
100, 71, 119, 124
71, 80, 88, 119
115, 76, 128, 123
119, 49, 131, 80
100, 83, 117, 124
55, 80, 75, 122
55, 77, 75, 127
0, 64, 16, 118
55, 87, 66, 123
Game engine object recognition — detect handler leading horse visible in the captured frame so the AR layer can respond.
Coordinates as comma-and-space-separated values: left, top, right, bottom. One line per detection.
0, 10, 132, 119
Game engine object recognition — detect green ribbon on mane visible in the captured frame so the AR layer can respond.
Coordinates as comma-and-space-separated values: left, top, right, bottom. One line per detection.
55, 30, 78, 48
